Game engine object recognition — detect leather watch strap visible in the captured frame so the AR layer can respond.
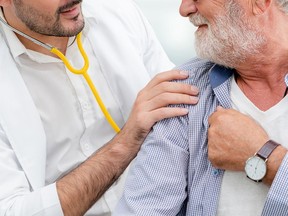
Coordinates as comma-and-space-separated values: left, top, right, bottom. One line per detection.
257, 140, 280, 160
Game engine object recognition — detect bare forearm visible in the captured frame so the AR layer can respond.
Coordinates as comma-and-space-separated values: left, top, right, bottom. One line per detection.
56, 127, 143, 216
55, 70, 199, 215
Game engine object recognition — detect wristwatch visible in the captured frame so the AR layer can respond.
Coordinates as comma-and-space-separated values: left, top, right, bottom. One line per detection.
245, 140, 280, 182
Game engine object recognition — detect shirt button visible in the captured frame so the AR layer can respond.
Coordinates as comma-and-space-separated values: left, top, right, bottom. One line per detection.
81, 101, 91, 111
84, 143, 90, 151
213, 169, 220, 177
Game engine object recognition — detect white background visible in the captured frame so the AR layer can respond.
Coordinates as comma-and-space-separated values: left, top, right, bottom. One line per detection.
134, 0, 197, 65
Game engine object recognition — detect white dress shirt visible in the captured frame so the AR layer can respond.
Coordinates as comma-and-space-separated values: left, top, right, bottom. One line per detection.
10, 28, 126, 215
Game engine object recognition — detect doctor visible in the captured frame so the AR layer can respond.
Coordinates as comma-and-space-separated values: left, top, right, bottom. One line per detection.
0, 0, 199, 215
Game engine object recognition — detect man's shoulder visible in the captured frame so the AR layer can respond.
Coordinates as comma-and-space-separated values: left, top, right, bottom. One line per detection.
82, 0, 148, 36
83, 0, 140, 19
176, 57, 215, 84
177, 57, 214, 72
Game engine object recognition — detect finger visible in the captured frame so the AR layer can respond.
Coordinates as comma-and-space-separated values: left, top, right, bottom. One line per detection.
145, 70, 191, 89
143, 82, 199, 102
208, 111, 216, 125
208, 109, 220, 125
208, 106, 227, 125
216, 106, 224, 111
147, 107, 189, 123
143, 93, 199, 111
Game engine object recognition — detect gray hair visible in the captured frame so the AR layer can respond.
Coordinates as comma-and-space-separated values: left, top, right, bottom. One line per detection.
276, 0, 288, 14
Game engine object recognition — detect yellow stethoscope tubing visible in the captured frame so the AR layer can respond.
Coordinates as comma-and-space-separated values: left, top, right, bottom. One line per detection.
51, 33, 120, 133
0, 16, 120, 133
50, 32, 89, 74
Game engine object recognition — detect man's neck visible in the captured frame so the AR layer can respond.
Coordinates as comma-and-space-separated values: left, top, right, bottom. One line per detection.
235, 69, 288, 111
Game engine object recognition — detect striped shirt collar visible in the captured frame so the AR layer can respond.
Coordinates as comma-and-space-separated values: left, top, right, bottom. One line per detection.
209, 64, 234, 89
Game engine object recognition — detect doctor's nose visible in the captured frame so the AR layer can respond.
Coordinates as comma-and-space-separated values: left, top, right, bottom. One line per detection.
179, 0, 198, 17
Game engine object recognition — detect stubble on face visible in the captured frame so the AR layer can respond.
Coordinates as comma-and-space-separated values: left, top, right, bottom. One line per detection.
13, 0, 85, 37
189, 0, 266, 68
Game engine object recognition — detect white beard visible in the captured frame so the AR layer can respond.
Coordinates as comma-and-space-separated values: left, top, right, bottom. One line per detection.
189, 1, 266, 68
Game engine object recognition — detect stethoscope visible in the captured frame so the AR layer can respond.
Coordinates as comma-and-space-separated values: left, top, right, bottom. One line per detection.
0, 16, 120, 133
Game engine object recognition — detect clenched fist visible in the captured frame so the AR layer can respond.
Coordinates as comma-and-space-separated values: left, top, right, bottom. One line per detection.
207, 106, 268, 171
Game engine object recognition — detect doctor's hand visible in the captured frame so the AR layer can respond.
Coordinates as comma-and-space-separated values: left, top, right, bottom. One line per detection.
122, 70, 199, 146
56, 70, 198, 216
207, 106, 268, 171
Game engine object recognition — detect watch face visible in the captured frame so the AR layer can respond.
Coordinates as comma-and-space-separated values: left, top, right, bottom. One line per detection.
245, 156, 267, 181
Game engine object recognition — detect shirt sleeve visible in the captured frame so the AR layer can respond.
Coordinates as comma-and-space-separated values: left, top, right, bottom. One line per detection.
0, 126, 63, 216
114, 113, 189, 215
262, 154, 288, 215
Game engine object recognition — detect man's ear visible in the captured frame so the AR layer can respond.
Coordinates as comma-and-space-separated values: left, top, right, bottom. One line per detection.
253, 0, 271, 15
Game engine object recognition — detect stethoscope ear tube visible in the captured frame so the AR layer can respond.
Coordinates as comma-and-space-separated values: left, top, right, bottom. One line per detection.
0, 16, 53, 50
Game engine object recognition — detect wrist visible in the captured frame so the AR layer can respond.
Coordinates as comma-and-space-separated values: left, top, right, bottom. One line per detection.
264, 145, 287, 185
111, 126, 143, 158
245, 140, 280, 182
119, 121, 149, 148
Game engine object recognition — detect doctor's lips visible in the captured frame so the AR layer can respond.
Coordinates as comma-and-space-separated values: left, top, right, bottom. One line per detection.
58, 0, 82, 14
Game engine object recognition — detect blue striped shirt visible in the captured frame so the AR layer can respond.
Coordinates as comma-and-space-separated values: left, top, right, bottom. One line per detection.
114, 58, 288, 216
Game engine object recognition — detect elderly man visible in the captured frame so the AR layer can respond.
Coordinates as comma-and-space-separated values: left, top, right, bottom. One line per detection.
114, 0, 288, 215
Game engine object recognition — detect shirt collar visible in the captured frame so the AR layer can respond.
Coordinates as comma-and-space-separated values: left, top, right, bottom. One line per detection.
0, 10, 27, 59
209, 64, 234, 109
209, 64, 234, 89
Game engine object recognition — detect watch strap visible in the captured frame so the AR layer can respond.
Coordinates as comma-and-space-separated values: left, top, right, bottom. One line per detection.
257, 140, 280, 160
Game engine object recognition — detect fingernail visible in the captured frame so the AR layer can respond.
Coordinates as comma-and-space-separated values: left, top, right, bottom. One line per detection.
190, 96, 199, 103
217, 106, 224, 110
179, 70, 189, 76
181, 108, 189, 114
191, 86, 199, 94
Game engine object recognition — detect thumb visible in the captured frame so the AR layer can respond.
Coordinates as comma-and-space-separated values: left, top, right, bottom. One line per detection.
216, 106, 224, 111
